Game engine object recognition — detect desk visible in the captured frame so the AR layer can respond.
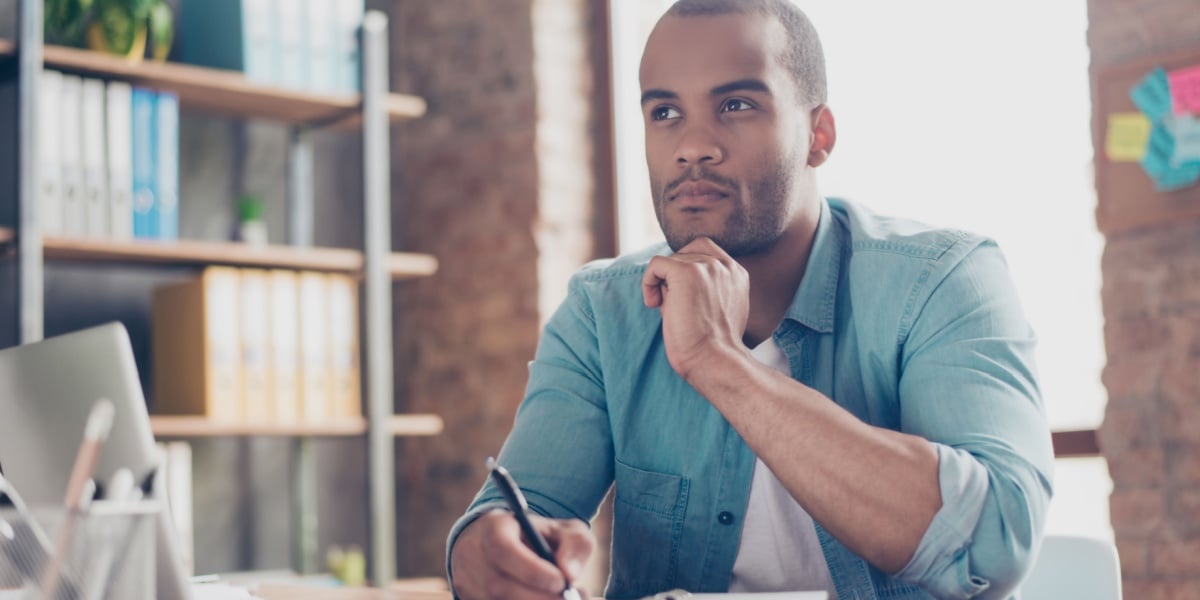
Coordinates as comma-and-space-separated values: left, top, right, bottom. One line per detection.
255, 587, 451, 600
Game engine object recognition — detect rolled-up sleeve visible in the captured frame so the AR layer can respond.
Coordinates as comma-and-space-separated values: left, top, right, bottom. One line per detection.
892, 241, 1055, 599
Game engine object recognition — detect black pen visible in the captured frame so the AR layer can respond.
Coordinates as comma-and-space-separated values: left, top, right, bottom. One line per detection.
486, 457, 581, 600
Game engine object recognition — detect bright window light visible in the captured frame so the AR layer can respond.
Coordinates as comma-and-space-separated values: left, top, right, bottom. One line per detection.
611, 0, 1111, 539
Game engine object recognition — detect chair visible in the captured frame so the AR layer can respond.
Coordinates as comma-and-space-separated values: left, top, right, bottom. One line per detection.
1021, 534, 1122, 600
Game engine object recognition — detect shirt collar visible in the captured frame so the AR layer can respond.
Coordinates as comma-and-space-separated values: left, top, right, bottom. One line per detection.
782, 197, 840, 334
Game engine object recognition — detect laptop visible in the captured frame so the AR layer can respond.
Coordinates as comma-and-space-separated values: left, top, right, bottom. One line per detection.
0, 322, 192, 599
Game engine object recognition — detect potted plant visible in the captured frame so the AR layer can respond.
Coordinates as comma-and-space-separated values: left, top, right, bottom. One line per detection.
45, 0, 174, 63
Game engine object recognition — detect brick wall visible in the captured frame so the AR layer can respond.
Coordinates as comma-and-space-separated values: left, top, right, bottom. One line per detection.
386, 0, 605, 577
1090, 0, 1200, 597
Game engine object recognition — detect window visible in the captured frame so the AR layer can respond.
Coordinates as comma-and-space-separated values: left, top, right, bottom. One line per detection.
611, 0, 1110, 539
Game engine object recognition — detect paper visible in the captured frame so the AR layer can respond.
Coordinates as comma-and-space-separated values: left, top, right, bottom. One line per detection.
1105, 113, 1152, 161
190, 583, 260, 600
1167, 64, 1200, 115
1140, 123, 1200, 191
693, 594, 827, 600
1131, 67, 1173, 122
1166, 114, 1200, 166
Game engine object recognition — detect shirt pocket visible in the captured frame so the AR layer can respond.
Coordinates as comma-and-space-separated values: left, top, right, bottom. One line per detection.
608, 459, 690, 599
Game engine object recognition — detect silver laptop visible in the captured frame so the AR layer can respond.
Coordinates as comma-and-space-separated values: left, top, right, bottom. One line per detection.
0, 322, 192, 599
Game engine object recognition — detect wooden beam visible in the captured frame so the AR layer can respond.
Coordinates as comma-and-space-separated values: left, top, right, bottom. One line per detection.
1052, 429, 1101, 458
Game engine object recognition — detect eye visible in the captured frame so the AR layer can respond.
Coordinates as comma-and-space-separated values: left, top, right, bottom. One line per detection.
650, 105, 682, 121
720, 98, 754, 113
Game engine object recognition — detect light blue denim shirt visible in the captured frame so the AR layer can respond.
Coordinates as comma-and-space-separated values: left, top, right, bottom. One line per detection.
447, 198, 1054, 600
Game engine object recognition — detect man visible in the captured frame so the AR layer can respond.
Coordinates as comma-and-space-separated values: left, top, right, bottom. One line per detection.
447, 1, 1053, 598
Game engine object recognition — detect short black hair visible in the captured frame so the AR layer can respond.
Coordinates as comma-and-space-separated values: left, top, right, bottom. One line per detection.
664, 0, 827, 107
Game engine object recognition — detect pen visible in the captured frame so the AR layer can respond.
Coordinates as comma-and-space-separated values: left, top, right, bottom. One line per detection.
486, 457, 581, 600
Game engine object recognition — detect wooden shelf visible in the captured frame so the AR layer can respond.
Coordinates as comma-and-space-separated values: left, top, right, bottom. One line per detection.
0, 39, 426, 127
0, 230, 437, 280
150, 414, 444, 438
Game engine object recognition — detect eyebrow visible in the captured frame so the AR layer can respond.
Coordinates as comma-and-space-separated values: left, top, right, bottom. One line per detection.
640, 79, 773, 105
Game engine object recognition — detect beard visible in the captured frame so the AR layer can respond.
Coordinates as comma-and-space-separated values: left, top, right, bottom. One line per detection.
652, 159, 798, 257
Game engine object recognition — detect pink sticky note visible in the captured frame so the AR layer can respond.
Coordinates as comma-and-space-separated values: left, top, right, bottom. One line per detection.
1168, 64, 1200, 115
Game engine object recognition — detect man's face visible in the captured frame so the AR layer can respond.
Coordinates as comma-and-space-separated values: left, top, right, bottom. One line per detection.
639, 13, 812, 255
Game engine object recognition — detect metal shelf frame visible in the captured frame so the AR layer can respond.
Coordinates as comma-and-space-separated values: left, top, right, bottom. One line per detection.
11, 0, 406, 586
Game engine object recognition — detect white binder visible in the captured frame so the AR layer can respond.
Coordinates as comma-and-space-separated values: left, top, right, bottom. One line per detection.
80, 78, 109, 238
59, 74, 85, 237
38, 70, 64, 236
105, 81, 134, 241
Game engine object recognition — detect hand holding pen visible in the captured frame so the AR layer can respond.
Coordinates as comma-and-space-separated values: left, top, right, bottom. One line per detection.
448, 458, 595, 600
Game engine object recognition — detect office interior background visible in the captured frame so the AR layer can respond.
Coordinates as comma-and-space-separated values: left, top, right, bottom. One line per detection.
1, 0, 1199, 597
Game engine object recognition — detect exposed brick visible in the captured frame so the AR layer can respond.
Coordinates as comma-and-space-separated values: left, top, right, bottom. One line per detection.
1159, 361, 1200, 444
1094, 0, 1200, 586
1123, 579, 1200, 600
1104, 317, 1172, 358
1169, 490, 1200, 535
1107, 446, 1166, 488
1149, 538, 1200, 576
1116, 536, 1149, 578
1099, 397, 1160, 451
1110, 488, 1166, 536
1101, 359, 1162, 404
389, 0, 605, 578
1166, 444, 1200, 487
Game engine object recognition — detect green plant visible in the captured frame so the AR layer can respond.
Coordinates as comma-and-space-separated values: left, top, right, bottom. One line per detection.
45, 0, 174, 60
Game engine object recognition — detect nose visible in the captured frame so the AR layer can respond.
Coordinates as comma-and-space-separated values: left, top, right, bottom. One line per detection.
674, 125, 724, 167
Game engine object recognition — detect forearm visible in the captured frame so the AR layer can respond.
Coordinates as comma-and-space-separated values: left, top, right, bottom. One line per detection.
684, 344, 941, 573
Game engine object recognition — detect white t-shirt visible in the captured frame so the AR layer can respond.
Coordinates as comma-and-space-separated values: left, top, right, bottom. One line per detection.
728, 338, 837, 595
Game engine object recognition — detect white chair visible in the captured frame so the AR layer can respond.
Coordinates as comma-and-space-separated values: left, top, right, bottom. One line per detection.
1021, 534, 1122, 600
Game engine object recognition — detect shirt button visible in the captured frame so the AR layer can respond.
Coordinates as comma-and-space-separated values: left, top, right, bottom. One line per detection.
717, 511, 735, 525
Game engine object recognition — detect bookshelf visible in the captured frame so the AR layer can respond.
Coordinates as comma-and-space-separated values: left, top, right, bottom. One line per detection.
0, 38, 426, 127
150, 414, 445, 438
3, 4, 429, 587
0, 228, 438, 279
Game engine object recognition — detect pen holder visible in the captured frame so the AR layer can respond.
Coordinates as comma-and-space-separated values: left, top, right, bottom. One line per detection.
0, 501, 159, 600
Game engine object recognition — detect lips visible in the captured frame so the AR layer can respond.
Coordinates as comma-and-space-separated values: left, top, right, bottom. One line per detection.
668, 180, 730, 207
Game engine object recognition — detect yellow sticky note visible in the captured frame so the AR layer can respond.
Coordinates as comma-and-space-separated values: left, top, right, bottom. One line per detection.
1105, 113, 1151, 162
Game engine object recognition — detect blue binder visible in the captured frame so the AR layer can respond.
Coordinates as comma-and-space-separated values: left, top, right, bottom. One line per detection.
155, 92, 179, 241
130, 87, 157, 239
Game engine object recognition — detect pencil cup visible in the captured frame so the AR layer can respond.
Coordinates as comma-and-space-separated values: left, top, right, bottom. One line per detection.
0, 501, 158, 600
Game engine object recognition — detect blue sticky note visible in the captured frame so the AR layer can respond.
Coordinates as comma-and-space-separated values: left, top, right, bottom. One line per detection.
1131, 67, 1173, 122
1153, 163, 1200, 191
1139, 124, 1175, 179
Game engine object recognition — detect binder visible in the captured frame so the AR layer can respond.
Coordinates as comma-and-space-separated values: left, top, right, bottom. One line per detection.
39, 70, 64, 236
328, 273, 361, 418
239, 269, 272, 423
131, 87, 158, 239
297, 271, 331, 421
180, 0, 276, 84
59, 74, 85, 237
80, 78, 109, 238
268, 270, 300, 423
334, 0, 364, 92
105, 81, 134, 241
157, 441, 194, 576
274, 0, 309, 90
305, 0, 338, 93
155, 91, 179, 241
152, 266, 243, 421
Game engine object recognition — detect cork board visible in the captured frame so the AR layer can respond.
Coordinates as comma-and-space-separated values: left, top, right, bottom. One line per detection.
1093, 46, 1200, 235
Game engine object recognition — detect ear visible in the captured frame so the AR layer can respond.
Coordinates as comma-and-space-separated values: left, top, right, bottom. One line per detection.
807, 104, 836, 168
